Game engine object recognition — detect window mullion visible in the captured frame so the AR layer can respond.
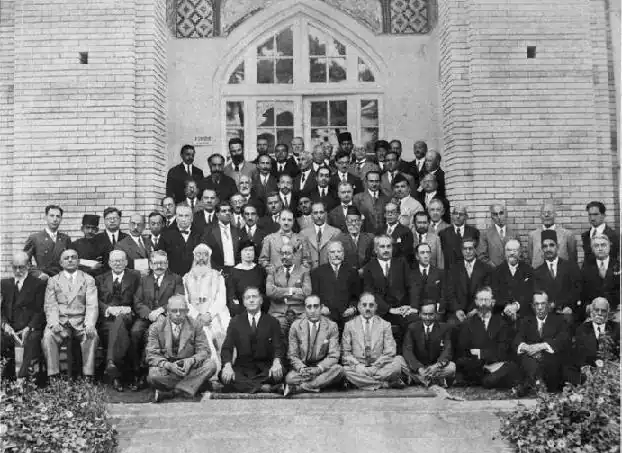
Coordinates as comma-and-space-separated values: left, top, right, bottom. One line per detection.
294, 18, 306, 89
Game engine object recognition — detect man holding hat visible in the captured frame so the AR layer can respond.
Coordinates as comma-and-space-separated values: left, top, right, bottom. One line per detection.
533, 229, 582, 323
73, 214, 104, 276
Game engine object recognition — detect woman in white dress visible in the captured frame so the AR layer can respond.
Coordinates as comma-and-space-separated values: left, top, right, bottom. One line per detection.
183, 243, 230, 372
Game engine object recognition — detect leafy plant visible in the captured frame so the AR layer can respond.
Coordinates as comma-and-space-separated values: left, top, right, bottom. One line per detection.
1, 377, 118, 453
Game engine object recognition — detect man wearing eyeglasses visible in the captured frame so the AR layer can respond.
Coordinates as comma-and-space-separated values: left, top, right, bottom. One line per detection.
478, 203, 518, 268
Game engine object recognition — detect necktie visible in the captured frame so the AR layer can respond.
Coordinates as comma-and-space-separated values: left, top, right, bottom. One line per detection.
591, 228, 597, 238
284, 266, 291, 282
251, 316, 257, 334
317, 227, 322, 245
300, 172, 306, 186
234, 164, 239, 172
599, 261, 607, 279
247, 227, 252, 238
364, 319, 372, 365
388, 173, 393, 184
111, 234, 116, 245
384, 261, 390, 278
262, 175, 267, 186
173, 323, 181, 338
186, 165, 191, 176
309, 321, 318, 346
181, 230, 189, 242
422, 268, 428, 280
341, 173, 347, 182
273, 214, 279, 223
207, 213, 212, 223
538, 321, 544, 338
549, 262, 555, 279
154, 277, 161, 293
334, 266, 339, 279
456, 228, 462, 238
15, 279, 22, 292
138, 236, 146, 253
321, 189, 326, 197
466, 261, 473, 278
499, 227, 505, 240
599, 325, 604, 339
352, 235, 358, 246
190, 199, 194, 210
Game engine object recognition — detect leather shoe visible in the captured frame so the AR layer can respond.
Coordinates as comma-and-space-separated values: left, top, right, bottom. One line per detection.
112, 378, 124, 392
152, 389, 174, 403
283, 384, 298, 397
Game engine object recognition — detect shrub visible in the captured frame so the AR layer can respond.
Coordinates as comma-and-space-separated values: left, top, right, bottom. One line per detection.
1, 378, 118, 453
500, 336, 620, 453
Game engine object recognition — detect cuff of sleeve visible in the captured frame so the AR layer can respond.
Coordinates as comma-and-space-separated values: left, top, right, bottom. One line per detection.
543, 343, 555, 354
158, 360, 167, 368
317, 364, 324, 373
517, 342, 527, 354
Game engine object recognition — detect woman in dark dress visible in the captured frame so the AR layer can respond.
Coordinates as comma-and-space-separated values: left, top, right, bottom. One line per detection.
227, 239, 267, 315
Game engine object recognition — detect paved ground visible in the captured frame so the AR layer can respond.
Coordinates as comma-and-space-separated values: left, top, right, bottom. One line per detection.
109, 396, 532, 453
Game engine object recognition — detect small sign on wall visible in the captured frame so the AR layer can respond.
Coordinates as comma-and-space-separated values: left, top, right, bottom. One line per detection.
194, 135, 214, 146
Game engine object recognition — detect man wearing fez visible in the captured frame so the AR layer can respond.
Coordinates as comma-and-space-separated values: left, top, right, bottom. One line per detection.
337, 131, 354, 158
284, 295, 345, 396
146, 295, 216, 402
220, 287, 285, 394
72, 214, 104, 276
1, 252, 46, 380
24, 204, 72, 280
42, 249, 99, 381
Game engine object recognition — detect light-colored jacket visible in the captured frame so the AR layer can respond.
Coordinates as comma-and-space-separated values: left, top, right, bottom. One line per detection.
477, 225, 518, 267
259, 231, 311, 270
341, 315, 396, 368
288, 315, 340, 371
300, 224, 341, 269
527, 225, 577, 268
44, 270, 98, 329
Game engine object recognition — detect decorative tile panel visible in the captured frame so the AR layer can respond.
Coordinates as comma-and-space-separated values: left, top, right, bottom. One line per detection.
166, 0, 177, 35
390, 0, 430, 34
177, 0, 214, 38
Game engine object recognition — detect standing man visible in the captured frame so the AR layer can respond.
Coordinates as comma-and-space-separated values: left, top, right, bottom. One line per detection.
328, 181, 356, 233
527, 202, 578, 268
300, 201, 341, 269
115, 214, 153, 273
420, 150, 446, 198
252, 154, 279, 202
491, 239, 534, 320
72, 214, 103, 276
242, 204, 268, 257
342, 293, 406, 390
349, 146, 379, 180
427, 198, 450, 235
193, 189, 219, 234
161, 197, 177, 229
224, 138, 256, 186
202, 201, 246, 273
159, 205, 203, 277
416, 174, 450, 224
273, 144, 299, 178
335, 206, 375, 272
389, 139, 413, 176
289, 137, 305, 167
147, 211, 166, 251
329, 150, 363, 195
277, 174, 299, 213
42, 249, 99, 380
296, 195, 314, 231
305, 166, 339, 212
353, 170, 389, 234
24, 205, 72, 279
199, 153, 238, 203
380, 151, 415, 199
259, 209, 310, 272
438, 204, 480, 271
238, 175, 265, 217
94, 207, 128, 273
180, 180, 201, 213
581, 201, 620, 263
409, 243, 447, 318
220, 287, 285, 393
392, 175, 424, 228
337, 132, 354, 159
412, 211, 443, 269
293, 153, 317, 194
1, 252, 46, 380
581, 234, 620, 315
377, 202, 414, 264
257, 192, 284, 234
285, 295, 345, 395
166, 144, 204, 204
478, 203, 517, 267
410, 140, 428, 188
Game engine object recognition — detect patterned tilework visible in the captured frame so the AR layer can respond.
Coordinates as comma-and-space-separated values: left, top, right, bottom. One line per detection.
166, 0, 177, 35
390, 0, 430, 34
176, 0, 214, 38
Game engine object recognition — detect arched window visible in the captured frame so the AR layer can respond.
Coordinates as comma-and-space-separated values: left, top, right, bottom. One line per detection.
221, 17, 383, 157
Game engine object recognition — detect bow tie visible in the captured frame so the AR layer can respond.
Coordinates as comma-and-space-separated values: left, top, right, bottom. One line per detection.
180, 230, 189, 234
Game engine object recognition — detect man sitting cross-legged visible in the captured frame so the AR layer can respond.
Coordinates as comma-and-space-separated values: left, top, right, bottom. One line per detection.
145, 295, 217, 402
284, 295, 345, 396
341, 293, 406, 390
220, 287, 285, 394
402, 301, 455, 387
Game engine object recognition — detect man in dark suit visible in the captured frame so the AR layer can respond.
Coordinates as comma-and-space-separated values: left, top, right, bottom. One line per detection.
276, 174, 299, 213
380, 151, 415, 199
73, 214, 104, 276
335, 206, 375, 273
179, 179, 201, 213
94, 207, 129, 274
23, 204, 72, 279
252, 154, 279, 202
456, 287, 521, 388
446, 237, 492, 326
115, 214, 154, 273
565, 297, 620, 385
581, 234, 620, 315
376, 202, 414, 265
161, 196, 177, 229
241, 204, 268, 258
166, 144, 204, 204
192, 189, 219, 235
582, 201, 620, 263
159, 205, 204, 277
256, 192, 283, 235
389, 139, 415, 176
310, 241, 360, 330
147, 211, 165, 251
438, 204, 480, 270
419, 149, 446, 198
402, 301, 455, 386
224, 138, 256, 187
337, 131, 354, 159
410, 140, 428, 188
491, 239, 534, 320
513, 291, 570, 394
533, 230, 582, 322
409, 243, 447, 316
220, 287, 285, 393
198, 153, 237, 202
304, 166, 339, 212
132, 250, 184, 390
293, 153, 317, 194
1, 252, 46, 380
238, 175, 266, 217
327, 181, 356, 233
201, 201, 247, 274
353, 170, 388, 234
329, 150, 363, 195
349, 146, 380, 181
272, 143, 300, 178
416, 174, 451, 224
96, 250, 141, 391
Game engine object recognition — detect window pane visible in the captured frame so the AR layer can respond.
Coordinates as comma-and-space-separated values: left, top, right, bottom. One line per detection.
310, 58, 326, 83
277, 128, 294, 146
361, 100, 379, 127
227, 128, 244, 143
276, 28, 293, 57
308, 27, 326, 56
275, 59, 294, 84
257, 130, 275, 151
257, 60, 274, 84
274, 101, 294, 127
228, 62, 245, 84
358, 58, 374, 82
329, 101, 347, 126
257, 101, 275, 127
361, 128, 379, 151
226, 101, 244, 127
328, 58, 347, 82
257, 36, 275, 57
310, 101, 328, 127
329, 38, 346, 57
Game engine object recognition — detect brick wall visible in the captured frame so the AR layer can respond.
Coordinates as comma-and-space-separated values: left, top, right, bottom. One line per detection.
439, 0, 619, 262
1, 0, 168, 274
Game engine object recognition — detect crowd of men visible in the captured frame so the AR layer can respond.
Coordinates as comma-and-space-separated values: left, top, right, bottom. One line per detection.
1, 133, 620, 401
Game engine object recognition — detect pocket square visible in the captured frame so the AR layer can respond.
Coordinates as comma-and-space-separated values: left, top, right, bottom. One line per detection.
396, 238, 402, 243
435, 280, 441, 284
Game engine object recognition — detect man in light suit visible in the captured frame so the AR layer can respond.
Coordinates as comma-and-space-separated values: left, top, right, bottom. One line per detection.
224, 137, 256, 186
349, 146, 379, 180
95, 250, 142, 391
335, 206, 375, 273
115, 214, 154, 273
380, 151, 415, 199
285, 295, 345, 395
412, 211, 444, 269
259, 209, 310, 272
478, 203, 517, 268
146, 295, 217, 402
24, 204, 72, 279
42, 249, 99, 380
582, 201, 620, 264
296, 195, 314, 231
353, 170, 389, 234
393, 175, 424, 228
527, 202, 577, 268
300, 201, 341, 269
166, 144, 204, 204
132, 250, 184, 390
266, 243, 313, 333
328, 181, 356, 233
342, 293, 407, 390
427, 199, 450, 235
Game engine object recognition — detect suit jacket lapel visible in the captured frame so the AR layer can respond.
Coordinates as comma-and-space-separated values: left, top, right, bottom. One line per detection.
178, 318, 192, 353
164, 321, 174, 357
121, 272, 131, 294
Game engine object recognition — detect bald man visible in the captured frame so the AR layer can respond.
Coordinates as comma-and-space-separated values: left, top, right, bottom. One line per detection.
95, 250, 141, 391
1, 252, 46, 380
115, 213, 154, 274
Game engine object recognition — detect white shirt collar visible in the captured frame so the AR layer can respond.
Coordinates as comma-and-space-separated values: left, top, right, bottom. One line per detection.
14, 275, 26, 285
315, 224, 324, 234
495, 224, 505, 234
219, 221, 230, 229
112, 271, 124, 282
64, 270, 77, 280
597, 256, 610, 269
425, 190, 437, 200
542, 224, 556, 231
308, 319, 320, 329
508, 262, 519, 273
419, 264, 430, 274
45, 227, 58, 239
537, 316, 547, 325
247, 224, 256, 234
592, 223, 606, 235
248, 312, 261, 325
130, 234, 143, 245
546, 257, 559, 268
368, 189, 378, 198
592, 321, 606, 336
106, 229, 118, 240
